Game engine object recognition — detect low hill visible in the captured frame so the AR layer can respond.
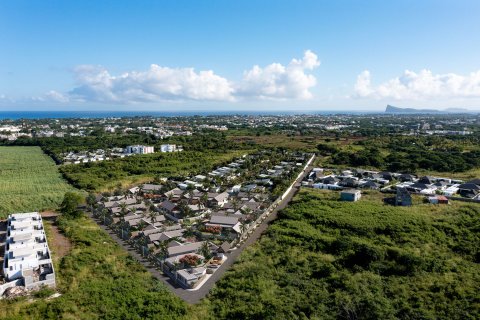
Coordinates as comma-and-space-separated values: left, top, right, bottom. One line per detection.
385, 105, 439, 113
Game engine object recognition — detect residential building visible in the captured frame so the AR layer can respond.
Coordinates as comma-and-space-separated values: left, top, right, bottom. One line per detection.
1, 212, 56, 296
125, 145, 155, 154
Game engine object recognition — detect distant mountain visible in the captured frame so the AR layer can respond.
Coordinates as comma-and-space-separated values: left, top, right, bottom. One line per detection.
444, 107, 470, 112
385, 105, 439, 113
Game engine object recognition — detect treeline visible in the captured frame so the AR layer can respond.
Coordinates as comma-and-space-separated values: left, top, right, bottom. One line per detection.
318, 135, 480, 172
205, 190, 480, 319
1, 131, 248, 163
59, 150, 247, 191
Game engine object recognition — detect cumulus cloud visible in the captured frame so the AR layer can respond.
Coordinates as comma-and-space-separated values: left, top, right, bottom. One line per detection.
63, 50, 319, 103
354, 69, 480, 100
69, 64, 234, 103
237, 50, 320, 100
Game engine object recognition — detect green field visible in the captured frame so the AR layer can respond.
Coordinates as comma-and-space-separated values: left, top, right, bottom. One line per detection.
204, 189, 480, 319
0, 215, 189, 319
0, 146, 74, 217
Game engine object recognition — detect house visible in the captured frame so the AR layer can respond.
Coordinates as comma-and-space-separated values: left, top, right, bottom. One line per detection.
141, 184, 163, 193
176, 267, 206, 288
125, 145, 154, 154
407, 182, 435, 194
206, 215, 241, 233
395, 188, 412, 206
399, 174, 416, 182
457, 183, 480, 198
418, 176, 435, 184
340, 189, 361, 202
2, 213, 56, 295
208, 192, 229, 207
160, 144, 178, 152
216, 241, 231, 259
321, 176, 339, 185
167, 242, 204, 257
378, 171, 394, 181
339, 177, 359, 188
359, 181, 379, 190
428, 195, 449, 204
159, 200, 178, 214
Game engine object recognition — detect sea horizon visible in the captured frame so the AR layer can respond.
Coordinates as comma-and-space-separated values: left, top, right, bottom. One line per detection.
0, 109, 388, 120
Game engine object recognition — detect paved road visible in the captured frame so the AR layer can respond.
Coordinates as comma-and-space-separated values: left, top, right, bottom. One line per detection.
89, 155, 315, 304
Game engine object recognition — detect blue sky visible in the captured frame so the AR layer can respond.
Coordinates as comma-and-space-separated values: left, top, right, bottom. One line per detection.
1, 0, 480, 111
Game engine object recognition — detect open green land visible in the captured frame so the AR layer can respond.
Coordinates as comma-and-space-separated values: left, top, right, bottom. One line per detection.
204, 189, 480, 319
0, 146, 74, 218
3, 189, 478, 319
0, 215, 189, 319
59, 149, 252, 192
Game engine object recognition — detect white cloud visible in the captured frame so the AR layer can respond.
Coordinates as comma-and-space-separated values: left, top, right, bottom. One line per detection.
44, 90, 70, 103
354, 69, 480, 100
237, 50, 320, 100
69, 64, 234, 103
64, 50, 320, 104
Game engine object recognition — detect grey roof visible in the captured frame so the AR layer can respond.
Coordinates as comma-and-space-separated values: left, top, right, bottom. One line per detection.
168, 241, 203, 256
149, 228, 185, 243
209, 215, 239, 226
458, 183, 480, 190
142, 184, 163, 191
218, 241, 231, 253
160, 200, 177, 212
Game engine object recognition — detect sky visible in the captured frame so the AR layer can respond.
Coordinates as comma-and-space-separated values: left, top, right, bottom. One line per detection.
1, 0, 480, 112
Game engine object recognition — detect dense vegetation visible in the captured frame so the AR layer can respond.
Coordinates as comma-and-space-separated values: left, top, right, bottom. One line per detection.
6, 131, 246, 163
59, 150, 250, 191
319, 135, 480, 173
0, 146, 74, 218
204, 189, 480, 319
0, 214, 189, 319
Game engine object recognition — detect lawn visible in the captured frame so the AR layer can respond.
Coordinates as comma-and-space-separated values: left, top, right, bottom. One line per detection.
0, 146, 75, 218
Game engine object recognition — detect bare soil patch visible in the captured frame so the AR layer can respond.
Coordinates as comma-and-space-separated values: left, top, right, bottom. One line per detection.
41, 211, 72, 259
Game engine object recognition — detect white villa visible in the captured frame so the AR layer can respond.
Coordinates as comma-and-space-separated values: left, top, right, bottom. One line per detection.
1, 212, 56, 296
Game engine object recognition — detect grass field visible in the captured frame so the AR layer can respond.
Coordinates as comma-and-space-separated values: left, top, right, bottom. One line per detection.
228, 134, 362, 151
0, 215, 189, 319
205, 189, 480, 319
0, 146, 75, 218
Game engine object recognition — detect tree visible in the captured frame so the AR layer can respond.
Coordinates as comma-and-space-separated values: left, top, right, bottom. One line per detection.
86, 193, 97, 213
199, 241, 212, 260
60, 192, 83, 219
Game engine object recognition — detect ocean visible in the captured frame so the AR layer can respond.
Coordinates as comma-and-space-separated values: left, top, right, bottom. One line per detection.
0, 110, 379, 120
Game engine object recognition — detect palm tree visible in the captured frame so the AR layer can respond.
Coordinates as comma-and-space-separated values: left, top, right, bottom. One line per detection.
199, 241, 211, 260
231, 197, 240, 211
199, 192, 209, 209
119, 202, 128, 218
99, 208, 109, 225
172, 261, 180, 284
155, 240, 170, 264
136, 219, 147, 232
148, 210, 157, 225
239, 222, 247, 236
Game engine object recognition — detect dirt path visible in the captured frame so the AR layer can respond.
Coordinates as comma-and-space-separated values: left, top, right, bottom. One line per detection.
41, 211, 72, 259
